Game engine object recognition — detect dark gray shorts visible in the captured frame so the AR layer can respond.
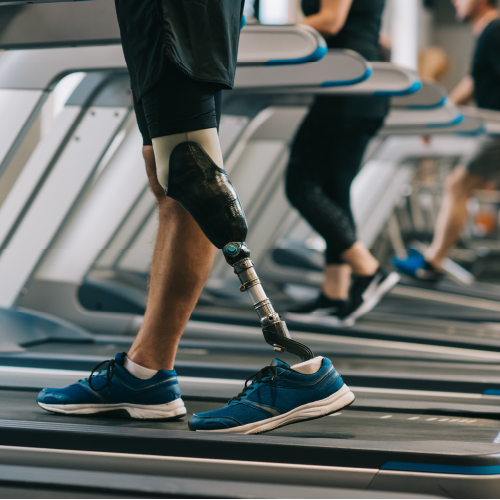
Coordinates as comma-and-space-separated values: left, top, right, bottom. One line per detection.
466, 136, 500, 182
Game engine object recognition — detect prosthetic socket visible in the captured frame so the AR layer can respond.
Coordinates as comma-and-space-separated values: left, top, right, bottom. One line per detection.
168, 142, 314, 361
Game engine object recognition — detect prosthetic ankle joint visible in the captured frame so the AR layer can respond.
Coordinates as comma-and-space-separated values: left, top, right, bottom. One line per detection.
223, 242, 313, 361
168, 142, 314, 362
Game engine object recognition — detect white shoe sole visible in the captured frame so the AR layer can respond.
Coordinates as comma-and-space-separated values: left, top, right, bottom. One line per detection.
196, 384, 355, 435
343, 272, 400, 322
38, 397, 187, 420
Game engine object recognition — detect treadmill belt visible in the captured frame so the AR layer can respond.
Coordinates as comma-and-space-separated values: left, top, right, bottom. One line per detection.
3, 391, 500, 496
373, 300, 500, 323
3, 391, 498, 443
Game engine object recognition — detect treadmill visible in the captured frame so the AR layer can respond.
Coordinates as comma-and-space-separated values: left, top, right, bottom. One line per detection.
0, 145, 498, 494
242, 101, 500, 325
382, 107, 500, 312
11, 40, 500, 361
2, 357, 500, 498
2, 4, 500, 498
0, 41, 369, 333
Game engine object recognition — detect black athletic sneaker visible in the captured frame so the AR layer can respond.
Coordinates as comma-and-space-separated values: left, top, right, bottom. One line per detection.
338, 269, 400, 322
285, 293, 347, 326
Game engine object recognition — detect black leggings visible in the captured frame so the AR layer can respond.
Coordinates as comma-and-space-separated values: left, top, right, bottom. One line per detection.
133, 59, 223, 146
286, 104, 384, 264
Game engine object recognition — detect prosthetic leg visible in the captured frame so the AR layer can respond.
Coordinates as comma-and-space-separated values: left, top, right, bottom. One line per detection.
165, 141, 314, 362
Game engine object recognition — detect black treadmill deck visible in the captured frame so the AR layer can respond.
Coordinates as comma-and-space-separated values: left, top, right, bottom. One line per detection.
3, 391, 498, 443
3, 380, 500, 496
2, 390, 500, 467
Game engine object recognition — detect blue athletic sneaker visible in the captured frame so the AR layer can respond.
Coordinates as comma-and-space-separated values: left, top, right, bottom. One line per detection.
189, 357, 354, 434
37, 353, 186, 420
393, 249, 443, 281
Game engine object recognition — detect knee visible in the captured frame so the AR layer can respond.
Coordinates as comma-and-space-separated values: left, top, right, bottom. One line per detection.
153, 129, 223, 193
444, 167, 475, 200
143, 146, 166, 203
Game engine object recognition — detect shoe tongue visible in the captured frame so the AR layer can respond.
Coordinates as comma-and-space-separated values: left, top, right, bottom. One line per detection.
115, 352, 126, 366
270, 358, 290, 368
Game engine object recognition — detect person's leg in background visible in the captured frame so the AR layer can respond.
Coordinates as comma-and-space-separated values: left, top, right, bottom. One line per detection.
424, 165, 485, 270
285, 110, 353, 314
321, 120, 381, 287
286, 114, 395, 320
394, 137, 500, 280
320, 119, 400, 321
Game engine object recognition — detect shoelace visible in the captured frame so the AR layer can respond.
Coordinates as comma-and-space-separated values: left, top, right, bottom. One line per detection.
229, 364, 293, 403
87, 358, 117, 392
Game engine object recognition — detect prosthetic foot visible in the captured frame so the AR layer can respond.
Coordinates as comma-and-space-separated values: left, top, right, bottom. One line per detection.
167, 141, 314, 361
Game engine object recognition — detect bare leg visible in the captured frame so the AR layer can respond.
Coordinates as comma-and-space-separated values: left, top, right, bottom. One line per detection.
341, 241, 379, 276
322, 243, 379, 301
127, 146, 217, 371
322, 264, 351, 300
425, 166, 485, 269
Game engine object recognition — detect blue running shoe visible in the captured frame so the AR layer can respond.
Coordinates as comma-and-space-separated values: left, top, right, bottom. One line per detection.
37, 353, 186, 420
189, 357, 354, 434
393, 249, 443, 281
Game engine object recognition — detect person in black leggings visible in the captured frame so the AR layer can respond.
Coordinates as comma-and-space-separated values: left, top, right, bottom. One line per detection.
286, 0, 400, 325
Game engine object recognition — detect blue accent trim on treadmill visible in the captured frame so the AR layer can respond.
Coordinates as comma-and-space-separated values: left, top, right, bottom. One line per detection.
240, 16, 246, 30
373, 80, 422, 97
265, 44, 328, 66
455, 129, 486, 137
426, 113, 464, 128
382, 462, 500, 475
407, 96, 447, 110
320, 66, 372, 88
483, 388, 500, 395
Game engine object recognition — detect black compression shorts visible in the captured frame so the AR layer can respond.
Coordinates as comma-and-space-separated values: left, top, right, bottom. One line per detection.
133, 59, 223, 146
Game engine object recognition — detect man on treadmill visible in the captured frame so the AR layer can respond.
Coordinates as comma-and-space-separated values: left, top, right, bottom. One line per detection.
36, 0, 355, 434
394, 0, 500, 281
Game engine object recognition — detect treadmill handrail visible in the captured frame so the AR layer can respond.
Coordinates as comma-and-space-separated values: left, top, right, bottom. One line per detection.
380, 114, 485, 136
383, 99, 463, 128
234, 50, 372, 89
0, 0, 327, 67
0, 46, 127, 91
238, 24, 327, 66
233, 62, 420, 96
391, 80, 447, 110
0, 44, 351, 93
